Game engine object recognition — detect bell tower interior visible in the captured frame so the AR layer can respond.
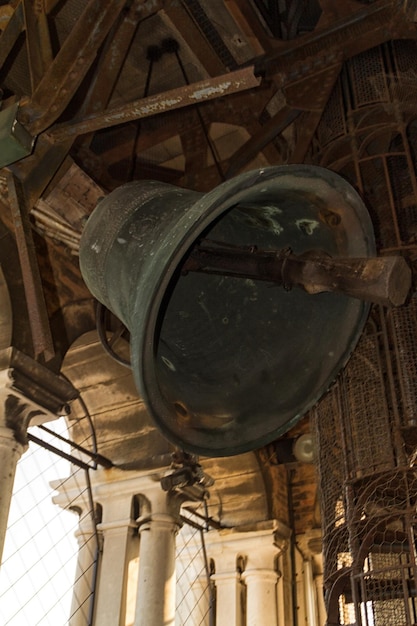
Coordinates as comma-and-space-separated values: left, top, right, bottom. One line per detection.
0, 2, 417, 625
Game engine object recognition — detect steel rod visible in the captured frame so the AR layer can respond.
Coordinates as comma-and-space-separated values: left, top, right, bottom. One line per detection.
183, 241, 412, 307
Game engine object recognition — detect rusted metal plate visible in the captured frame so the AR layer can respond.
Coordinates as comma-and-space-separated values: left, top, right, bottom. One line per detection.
0, 103, 34, 168
0, 3, 24, 71
49, 66, 261, 141
0, 267, 12, 352
22, 0, 53, 92
163, 3, 226, 75
78, 0, 145, 120
225, 106, 301, 178
18, 0, 127, 135
258, 1, 417, 85
6, 172, 54, 360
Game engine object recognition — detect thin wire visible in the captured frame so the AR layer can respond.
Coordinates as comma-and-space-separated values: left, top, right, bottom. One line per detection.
126, 46, 158, 181
95, 302, 131, 369
172, 45, 225, 182
37, 424, 113, 468
85, 468, 101, 626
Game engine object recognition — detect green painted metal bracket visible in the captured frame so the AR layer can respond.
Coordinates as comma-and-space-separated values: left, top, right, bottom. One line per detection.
0, 103, 34, 169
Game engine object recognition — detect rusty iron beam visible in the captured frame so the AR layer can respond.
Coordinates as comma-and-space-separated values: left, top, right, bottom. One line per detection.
43, 0, 65, 12
0, 2, 24, 73
289, 110, 325, 164
48, 66, 261, 142
10, 3, 144, 207
10, 133, 75, 207
285, 62, 342, 162
163, 3, 226, 75
184, 242, 412, 307
257, 0, 417, 86
6, 172, 54, 360
224, 0, 270, 54
78, 0, 144, 118
401, 0, 417, 19
22, 0, 53, 92
225, 105, 301, 179
17, 0, 127, 135
318, 0, 372, 27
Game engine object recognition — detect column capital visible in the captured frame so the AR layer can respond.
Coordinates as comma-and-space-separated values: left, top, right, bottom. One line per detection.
206, 518, 290, 567
0, 347, 77, 443
241, 569, 279, 584
98, 518, 137, 533
0, 424, 27, 562
211, 571, 241, 584
136, 481, 184, 525
0, 425, 27, 453
296, 529, 323, 559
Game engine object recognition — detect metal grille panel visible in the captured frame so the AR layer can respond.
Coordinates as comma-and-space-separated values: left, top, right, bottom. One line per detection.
311, 38, 417, 626
348, 46, 388, 107
389, 297, 417, 429
340, 324, 394, 479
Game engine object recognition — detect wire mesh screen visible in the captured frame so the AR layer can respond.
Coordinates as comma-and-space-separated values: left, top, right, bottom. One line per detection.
310, 37, 417, 626
339, 318, 395, 479
0, 417, 98, 626
349, 469, 417, 625
312, 311, 417, 625
176, 505, 215, 626
389, 296, 417, 430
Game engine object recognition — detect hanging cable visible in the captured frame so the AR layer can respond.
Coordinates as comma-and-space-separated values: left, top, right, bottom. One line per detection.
126, 44, 163, 181
96, 301, 131, 368
161, 37, 226, 182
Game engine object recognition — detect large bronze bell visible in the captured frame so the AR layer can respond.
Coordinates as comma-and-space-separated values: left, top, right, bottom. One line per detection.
79, 165, 409, 456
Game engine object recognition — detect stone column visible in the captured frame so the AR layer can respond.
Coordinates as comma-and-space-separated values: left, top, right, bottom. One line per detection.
68, 508, 97, 626
0, 343, 77, 564
207, 521, 290, 626
176, 525, 211, 626
210, 548, 243, 626
315, 572, 327, 626
93, 484, 137, 625
296, 532, 325, 626
0, 426, 25, 562
303, 557, 319, 626
51, 473, 98, 626
134, 488, 182, 626
55, 468, 183, 626
242, 543, 280, 626
275, 553, 286, 626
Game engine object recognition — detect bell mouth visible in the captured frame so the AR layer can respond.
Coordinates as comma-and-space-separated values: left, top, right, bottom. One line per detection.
135, 165, 375, 456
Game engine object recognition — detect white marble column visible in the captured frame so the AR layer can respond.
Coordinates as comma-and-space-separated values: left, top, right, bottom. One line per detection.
303, 557, 319, 626
315, 572, 327, 626
0, 426, 26, 562
52, 468, 146, 626
176, 525, 211, 626
210, 549, 243, 626
51, 474, 98, 626
93, 489, 137, 625
134, 489, 182, 626
207, 521, 290, 626
242, 543, 280, 626
275, 553, 286, 626
296, 532, 325, 626
68, 508, 97, 626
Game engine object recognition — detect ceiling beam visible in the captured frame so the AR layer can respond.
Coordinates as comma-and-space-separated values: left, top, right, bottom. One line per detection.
225, 106, 301, 178
17, 0, 127, 134
162, 4, 226, 75
48, 66, 261, 141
